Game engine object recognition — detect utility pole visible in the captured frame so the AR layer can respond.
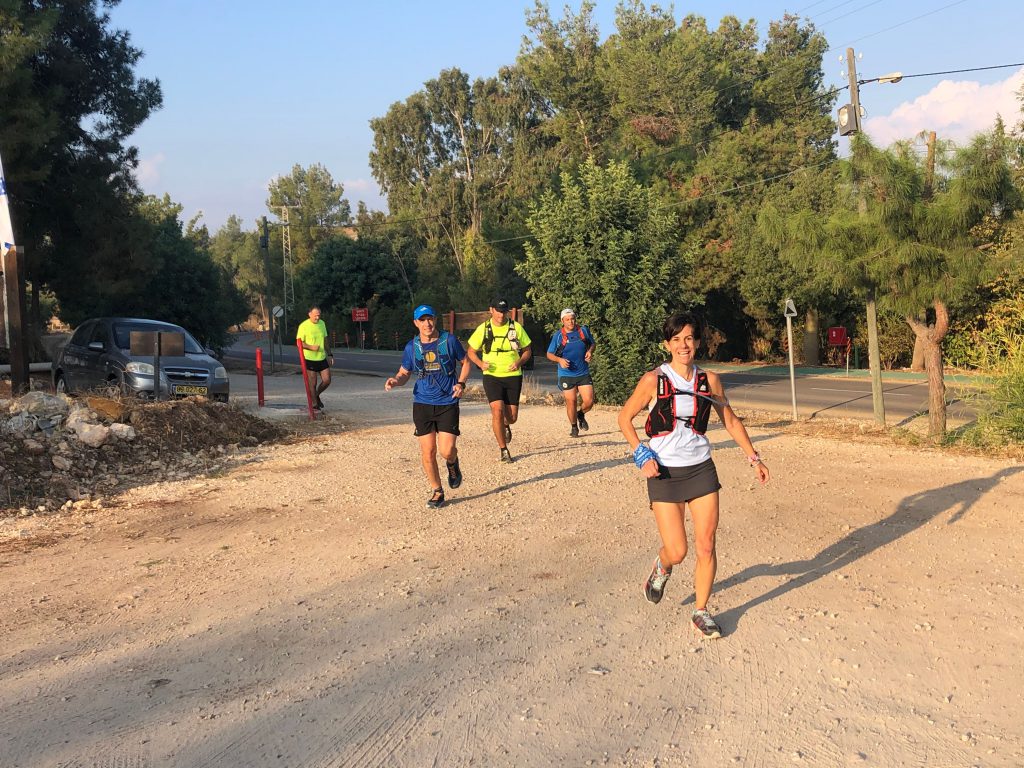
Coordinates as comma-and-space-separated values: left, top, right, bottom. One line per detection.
924, 130, 937, 199
278, 205, 299, 344
842, 46, 885, 426
910, 130, 939, 373
260, 216, 275, 372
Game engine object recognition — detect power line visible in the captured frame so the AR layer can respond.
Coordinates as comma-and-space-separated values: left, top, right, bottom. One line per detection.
668, 157, 838, 207
645, 83, 847, 162
478, 157, 840, 247
813, 0, 885, 27
808, 0, 868, 22
794, 0, 837, 13
862, 62, 1024, 83
846, 0, 970, 45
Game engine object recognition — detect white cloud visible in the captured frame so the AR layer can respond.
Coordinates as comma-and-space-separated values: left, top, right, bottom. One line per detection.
135, 152, 165, 187
865, 67, 1024, 146
343, 178, 389, 212
342, 178, 376, 193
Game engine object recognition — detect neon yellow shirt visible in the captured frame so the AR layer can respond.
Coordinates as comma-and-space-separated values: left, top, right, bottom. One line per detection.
296, 319, 328, 361
467, 319, 531, 378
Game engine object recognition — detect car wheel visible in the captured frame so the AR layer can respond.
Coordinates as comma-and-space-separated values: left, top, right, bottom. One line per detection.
55, 373, 68, 394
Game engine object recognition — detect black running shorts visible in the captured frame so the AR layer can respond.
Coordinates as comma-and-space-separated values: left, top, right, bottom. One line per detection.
304, 358, 330, 373
413, 402, 461, 436
482, 374, 523, 406
646, 458, 721, 504
557, 374, 593, 391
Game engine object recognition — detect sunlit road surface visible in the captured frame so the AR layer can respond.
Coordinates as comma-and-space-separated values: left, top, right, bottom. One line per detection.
225, 339, 974, 425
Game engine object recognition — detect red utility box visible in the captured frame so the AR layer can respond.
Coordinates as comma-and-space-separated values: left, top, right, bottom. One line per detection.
827, 326, 848, 346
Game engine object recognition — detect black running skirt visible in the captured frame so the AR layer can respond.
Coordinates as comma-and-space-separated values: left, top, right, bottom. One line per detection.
646, 458, 721, 504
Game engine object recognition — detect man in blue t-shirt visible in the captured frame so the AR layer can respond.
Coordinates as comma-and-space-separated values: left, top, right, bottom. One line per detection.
385, 304, 471, 508
545, 308, 596, 438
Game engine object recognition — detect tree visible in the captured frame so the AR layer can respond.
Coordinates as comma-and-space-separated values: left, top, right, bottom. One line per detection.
518, 0, 612, 161
369, 65, 550, 296
295, 235, 405, 328
762, 132, 1018, 438
210, 215, 264, 319
266, 163, 351, 268
520, 158, 685, 403
0, 0, 162, 329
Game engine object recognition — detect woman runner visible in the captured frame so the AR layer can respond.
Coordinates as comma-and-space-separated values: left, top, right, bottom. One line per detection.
618, 311, 769, 638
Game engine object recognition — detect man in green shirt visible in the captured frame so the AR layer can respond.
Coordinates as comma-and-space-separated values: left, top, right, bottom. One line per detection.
467, 298, 532, 463
296, 305, 333, 410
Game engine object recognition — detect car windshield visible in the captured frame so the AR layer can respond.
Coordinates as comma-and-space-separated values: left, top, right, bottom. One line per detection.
113, 323, 204, 354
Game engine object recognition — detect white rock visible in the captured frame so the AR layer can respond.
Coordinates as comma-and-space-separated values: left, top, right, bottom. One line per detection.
19, 391, 70, 417
110, 423, 137, 441
4, 412, 36, 434
73, 422, 112, 448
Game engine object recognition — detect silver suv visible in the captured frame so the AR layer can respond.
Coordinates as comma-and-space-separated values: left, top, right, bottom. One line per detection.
52, 317, 229, 402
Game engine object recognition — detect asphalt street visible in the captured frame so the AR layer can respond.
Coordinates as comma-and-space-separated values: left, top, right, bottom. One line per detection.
224, 336, 975, 425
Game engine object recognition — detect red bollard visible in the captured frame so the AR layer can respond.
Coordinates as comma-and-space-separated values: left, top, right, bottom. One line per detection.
297, 340, 316, 419
256, 348, 265, 407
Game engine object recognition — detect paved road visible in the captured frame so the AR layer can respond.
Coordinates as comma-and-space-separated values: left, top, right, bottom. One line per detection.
225, 338, 974, 425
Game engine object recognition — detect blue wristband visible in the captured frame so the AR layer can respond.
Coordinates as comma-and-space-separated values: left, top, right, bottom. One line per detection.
633, 443, 657, 469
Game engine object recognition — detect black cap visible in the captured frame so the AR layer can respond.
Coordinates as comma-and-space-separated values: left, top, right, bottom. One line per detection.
490, 298, 509, 312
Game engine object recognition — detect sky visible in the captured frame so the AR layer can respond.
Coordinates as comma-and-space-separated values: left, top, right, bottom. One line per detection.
107, 0, 1024, 233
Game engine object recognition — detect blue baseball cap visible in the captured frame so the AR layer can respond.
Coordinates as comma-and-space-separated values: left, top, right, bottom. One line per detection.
413, 304, 436, 320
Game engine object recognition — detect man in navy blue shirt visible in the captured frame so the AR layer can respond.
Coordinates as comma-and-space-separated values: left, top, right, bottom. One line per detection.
545, 308, 596, 437
385, 305, 471, 508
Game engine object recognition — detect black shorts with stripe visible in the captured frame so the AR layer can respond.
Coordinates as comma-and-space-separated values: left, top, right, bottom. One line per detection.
413, 402, 461, 436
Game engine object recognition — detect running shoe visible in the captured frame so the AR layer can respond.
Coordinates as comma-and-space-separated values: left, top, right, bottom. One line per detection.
504, 424, 513, 444
426, 488, 445, 509
315, 397, 325, 411
446, 459, 463, 489
570, 423, 580, 438
500, 448, 514, 463
576, 411, 589, 431
643, 559, 671, 604
691, 609, 722, 639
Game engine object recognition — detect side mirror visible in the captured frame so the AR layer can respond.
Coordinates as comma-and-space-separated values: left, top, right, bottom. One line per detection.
205, 347, 219, 359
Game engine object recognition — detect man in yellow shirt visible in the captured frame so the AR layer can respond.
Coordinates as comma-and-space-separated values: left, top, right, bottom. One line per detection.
296, 306, 333, 410
467, 298, 532, 463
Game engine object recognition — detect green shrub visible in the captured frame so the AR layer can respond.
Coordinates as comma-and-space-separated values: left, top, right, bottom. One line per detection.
948, 290, 1024, 447
853, 310, 914, 370
944, 288, 1024, 370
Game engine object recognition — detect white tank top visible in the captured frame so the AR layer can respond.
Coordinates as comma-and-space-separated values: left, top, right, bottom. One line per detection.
649, 363, 712, 467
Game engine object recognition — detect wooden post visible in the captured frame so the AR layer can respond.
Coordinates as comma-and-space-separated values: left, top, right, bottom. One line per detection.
2, 246, 29, 395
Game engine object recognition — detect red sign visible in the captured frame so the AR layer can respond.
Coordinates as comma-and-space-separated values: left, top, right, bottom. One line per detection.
827, 326, 848, 346
351, 307, 369, 322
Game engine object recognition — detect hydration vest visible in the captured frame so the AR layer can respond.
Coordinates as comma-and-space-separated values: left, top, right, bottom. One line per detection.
644, 369, 713, 438
413, 332, 455, 378
482, 321, 520, 354
554, 325, 588, 356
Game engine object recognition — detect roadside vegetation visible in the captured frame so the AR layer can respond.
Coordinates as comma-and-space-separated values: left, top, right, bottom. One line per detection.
2, 1, 1022, 445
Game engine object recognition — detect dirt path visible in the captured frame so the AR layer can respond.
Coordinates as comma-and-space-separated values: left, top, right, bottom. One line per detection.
2, 374, 1022, 767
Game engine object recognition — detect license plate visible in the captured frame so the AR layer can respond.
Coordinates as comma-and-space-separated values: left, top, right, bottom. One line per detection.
173, 385, 208, 396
